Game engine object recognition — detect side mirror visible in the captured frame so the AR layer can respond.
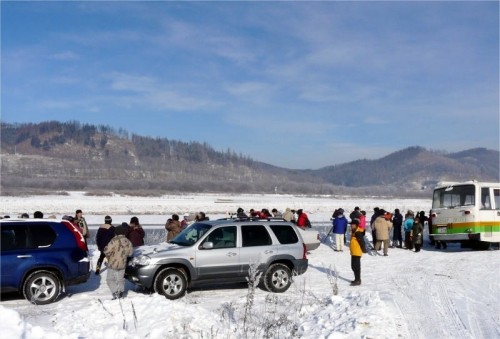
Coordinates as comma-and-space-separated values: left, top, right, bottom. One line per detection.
201, 242, 214, 249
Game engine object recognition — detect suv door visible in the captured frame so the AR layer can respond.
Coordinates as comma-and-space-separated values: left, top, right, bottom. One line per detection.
0, 223, 38, 291
195, 226, 240, 280
239, 224, 278, 273
268, 224, 302, 256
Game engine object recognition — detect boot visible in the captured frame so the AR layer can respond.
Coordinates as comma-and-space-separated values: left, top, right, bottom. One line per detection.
95, 263, 101, 275
350, 280, 361, 286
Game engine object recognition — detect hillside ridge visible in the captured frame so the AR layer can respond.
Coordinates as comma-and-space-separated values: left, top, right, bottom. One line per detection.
1, 121, 498, 196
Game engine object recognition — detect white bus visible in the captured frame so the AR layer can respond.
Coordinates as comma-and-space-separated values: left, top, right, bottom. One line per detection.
430, 180, 500, 250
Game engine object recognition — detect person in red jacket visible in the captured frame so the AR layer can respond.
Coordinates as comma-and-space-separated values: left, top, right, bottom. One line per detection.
127, 216, 145, 247
296, 209, 310, 229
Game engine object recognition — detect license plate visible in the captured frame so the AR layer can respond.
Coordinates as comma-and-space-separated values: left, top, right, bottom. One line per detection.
438, 227, 447, 234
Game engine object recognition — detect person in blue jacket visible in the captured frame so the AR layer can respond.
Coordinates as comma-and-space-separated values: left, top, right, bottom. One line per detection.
332, 208, 348, 251
403, 210, 415, 250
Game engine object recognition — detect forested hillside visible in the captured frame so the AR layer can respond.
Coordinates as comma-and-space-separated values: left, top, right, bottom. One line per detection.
1, 121, 498, 196
0, 121, 327, 195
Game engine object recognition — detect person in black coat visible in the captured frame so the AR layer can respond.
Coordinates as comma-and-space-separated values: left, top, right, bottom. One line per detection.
95, 215, 115, 275
391, 209, 403, 248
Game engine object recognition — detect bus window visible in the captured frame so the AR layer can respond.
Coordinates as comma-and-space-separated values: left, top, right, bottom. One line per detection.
494, 189, 500, 210
462, 193, 475, 206
432, 184, 475, 209
481, 187, 491, 209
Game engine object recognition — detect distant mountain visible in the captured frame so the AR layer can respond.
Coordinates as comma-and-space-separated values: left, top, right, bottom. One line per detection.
311, 146, 499, 189
1, 121, 498, 196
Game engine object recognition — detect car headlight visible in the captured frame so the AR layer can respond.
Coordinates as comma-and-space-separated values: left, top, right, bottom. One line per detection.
131, 255, 151, 266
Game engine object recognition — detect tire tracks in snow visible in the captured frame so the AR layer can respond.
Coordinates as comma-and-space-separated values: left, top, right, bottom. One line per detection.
367, 248, 496, 339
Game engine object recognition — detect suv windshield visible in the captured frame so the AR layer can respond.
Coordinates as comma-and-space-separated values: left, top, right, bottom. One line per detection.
170, 223, 212, 246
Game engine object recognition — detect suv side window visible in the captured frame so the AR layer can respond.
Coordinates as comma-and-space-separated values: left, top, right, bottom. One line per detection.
242, 225, 272, 247
29, 224, 57, 248
269, 225, 299, 244
204, 226, 236, 249
1, 225, 29, 250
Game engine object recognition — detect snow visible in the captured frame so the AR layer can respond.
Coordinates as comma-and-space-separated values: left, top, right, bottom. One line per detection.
1, 193, 499, 338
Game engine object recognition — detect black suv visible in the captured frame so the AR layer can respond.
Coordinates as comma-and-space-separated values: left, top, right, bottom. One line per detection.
1, 219, 90, 304
126, 219, 308, 299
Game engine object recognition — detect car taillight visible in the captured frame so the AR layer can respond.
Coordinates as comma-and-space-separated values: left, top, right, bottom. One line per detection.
62, 220, 88, 252
302, 243, 307, 260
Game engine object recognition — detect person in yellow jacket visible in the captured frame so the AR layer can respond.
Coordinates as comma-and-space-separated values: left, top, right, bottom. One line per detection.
349, 219, 367, 286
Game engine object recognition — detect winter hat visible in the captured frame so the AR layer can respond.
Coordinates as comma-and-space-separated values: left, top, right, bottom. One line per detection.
352, 211, 362, 218
237, 207, 244, 213
105, 215, 112, 224
130, 216, 139, 225
62, 215, 75, 222
115, 222, 129, 235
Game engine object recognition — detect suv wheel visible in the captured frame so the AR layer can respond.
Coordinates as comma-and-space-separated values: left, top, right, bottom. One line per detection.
23, 271, 61, 305
154, 268, 187, 300
264, 263, 292, 293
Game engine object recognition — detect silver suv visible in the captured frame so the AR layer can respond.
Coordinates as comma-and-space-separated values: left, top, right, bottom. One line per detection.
125, 219, 308, 299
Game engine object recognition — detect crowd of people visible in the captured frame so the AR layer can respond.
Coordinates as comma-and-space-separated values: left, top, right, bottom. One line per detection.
5, 206, 437, 295
328, 207, 435, 254
229, 207, 313, 229
327, 207, 438, 286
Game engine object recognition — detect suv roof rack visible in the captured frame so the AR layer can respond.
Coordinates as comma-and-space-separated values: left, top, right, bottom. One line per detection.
217, 217, 289, 222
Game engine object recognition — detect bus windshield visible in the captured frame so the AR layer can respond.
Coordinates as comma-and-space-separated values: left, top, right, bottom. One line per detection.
432, 184, 475, 209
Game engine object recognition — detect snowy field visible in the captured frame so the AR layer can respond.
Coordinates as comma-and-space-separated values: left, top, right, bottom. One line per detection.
1, 192, 499, 338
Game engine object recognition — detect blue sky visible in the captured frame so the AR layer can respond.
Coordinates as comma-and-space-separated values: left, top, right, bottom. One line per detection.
2, 1, 498, 169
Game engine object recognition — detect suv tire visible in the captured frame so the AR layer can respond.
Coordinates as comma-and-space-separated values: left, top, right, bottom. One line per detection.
154, 267, 187, 300
264, 263, 292, 293
23, 271, 61, 305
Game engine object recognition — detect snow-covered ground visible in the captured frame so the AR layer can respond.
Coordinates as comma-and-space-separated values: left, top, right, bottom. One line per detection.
1, 193, 499, 338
